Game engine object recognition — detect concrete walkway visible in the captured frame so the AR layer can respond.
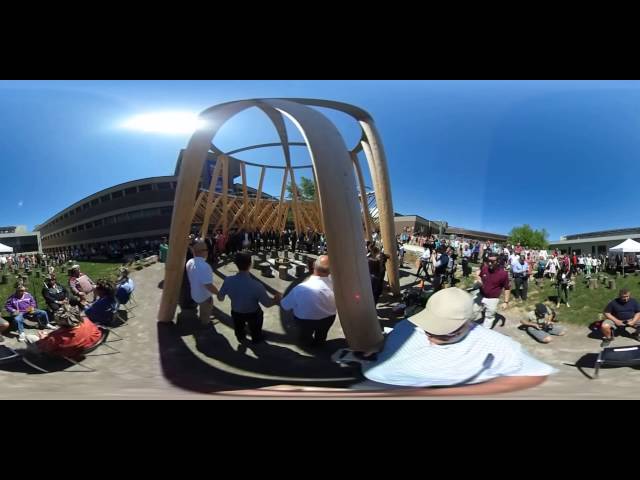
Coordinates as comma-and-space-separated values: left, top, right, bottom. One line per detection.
1, 256, 639, 399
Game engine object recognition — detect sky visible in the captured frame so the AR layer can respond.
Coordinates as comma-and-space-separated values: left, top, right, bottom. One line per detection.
1, 79, 639, 241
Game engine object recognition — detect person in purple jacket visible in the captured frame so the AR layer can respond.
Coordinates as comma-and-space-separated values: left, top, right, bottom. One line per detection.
5, 282, 56, 342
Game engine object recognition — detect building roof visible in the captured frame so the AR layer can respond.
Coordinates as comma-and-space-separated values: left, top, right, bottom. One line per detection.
550, 233, 640, 246
446, 226, 508, 241
36, 176, 176, 229
563, 227, 640, 240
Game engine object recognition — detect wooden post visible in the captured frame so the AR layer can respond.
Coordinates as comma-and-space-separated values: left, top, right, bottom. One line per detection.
351, 151, 373, 242
221, 155, 230, 235
199, 157, 223, 237
360, 122, 400, 297
250, 166, 266, 229
289, 168, 301, 234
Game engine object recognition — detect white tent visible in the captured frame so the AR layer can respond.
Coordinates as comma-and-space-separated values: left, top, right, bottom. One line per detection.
609, 238, 640, 274
0, 243, 13, 253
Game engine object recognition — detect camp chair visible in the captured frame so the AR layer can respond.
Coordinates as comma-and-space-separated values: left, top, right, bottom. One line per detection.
594, 344, 640, 378
21, 326, 119, 373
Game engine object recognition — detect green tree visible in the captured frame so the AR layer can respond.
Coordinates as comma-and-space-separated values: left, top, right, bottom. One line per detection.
286, 176, 316, 200
507, 224, 549, 249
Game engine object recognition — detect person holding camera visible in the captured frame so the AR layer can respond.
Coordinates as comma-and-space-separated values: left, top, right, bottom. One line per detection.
600, 288, 640, 345
520, 303, 565, 343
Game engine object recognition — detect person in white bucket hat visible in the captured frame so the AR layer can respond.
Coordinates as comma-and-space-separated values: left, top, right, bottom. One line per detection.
349, 288, 556, 394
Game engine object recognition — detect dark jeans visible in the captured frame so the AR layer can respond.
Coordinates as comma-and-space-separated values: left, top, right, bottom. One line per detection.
295, 315, 336, 346
514, 276, 528, 300
232, 310, 264, 342
416, 260, 430, 278
462, 257, 471, 277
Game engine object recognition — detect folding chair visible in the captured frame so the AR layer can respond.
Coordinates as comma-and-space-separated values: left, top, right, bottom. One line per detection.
21, 326, 119, 373
594, 344, 640, 378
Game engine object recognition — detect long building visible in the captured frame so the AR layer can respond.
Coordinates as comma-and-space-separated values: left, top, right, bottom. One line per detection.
35, 176, 178, 253
0, 225, 41, 253
34, 153, 262, 255
549, 227, 640, 256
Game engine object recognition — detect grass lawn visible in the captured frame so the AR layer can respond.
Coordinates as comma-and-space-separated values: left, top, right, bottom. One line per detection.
0, 261, 124, 319
505, 272, 640, 325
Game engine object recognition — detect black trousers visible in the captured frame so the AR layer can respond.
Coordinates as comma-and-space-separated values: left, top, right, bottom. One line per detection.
295, 315, 336, 346
232, 310, 264, 342
514, 276, 528, 300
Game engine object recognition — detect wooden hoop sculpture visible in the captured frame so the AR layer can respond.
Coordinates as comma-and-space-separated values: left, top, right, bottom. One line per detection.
157, 98, 399, 353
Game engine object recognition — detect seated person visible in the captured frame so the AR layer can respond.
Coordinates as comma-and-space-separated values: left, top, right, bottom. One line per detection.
84, 279, 118, 326
68, 265, 95, 304
24, 303, 102, 358
601, 288, 640, 345
352, 288, 555, 395
520, 303, 565, 343
115, 267, 135, 306
5, 282, 56, 342
42, 274, 80, 313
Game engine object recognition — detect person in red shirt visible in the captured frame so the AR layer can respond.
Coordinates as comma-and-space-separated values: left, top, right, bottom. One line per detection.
473, 254, 511, 329
24, 303, 102, 358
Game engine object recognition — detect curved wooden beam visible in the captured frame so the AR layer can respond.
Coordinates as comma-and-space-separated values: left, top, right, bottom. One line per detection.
262, 98, 382, 352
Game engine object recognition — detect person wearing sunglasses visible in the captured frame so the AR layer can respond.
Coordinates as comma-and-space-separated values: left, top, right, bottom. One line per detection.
354, 288, 555, 395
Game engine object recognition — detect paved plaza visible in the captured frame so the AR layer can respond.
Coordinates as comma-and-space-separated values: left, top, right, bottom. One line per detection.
1, 255, 639, 399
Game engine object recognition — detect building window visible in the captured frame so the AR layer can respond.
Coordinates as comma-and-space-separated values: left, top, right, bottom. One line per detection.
71, 227, 77, 233
100, 194, 111, 203
86, 223, 93, 230
91, 199, 99, 206
82, 203, 90, 210
75, 207, 81, 214
78, 225, 84, 231
111, 190, 123, 199
93, 219, 103, 228
157, 182, 172, 190
124, 187, 137, 195
160, 207, 173, 216
138, 184, 152, 192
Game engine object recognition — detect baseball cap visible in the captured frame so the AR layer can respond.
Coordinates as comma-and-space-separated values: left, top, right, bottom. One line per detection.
408, 287, 475, 335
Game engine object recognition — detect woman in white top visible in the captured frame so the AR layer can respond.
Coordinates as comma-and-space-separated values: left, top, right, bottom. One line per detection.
545, 256, 559, 281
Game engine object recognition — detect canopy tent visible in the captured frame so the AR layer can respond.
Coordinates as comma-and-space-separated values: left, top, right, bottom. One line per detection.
0, 243, 13, 253
609, 238, 640, 253
609, 238, 640, 274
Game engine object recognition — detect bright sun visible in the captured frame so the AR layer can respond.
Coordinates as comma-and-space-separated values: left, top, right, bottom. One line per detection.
121, 111, 205, 134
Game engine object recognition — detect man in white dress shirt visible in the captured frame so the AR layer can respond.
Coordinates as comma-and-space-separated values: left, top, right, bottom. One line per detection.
280, 255, 337, 347
186, 240, 219, 325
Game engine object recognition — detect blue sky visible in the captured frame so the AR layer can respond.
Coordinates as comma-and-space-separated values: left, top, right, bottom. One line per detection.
1, 80, 639, 240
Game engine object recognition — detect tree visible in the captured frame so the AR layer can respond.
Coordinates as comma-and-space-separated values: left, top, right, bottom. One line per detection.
507, 224, 549, 249
286, 176, 316, 200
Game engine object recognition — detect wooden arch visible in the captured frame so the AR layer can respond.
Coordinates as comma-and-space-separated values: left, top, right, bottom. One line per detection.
158, 99, 399, 352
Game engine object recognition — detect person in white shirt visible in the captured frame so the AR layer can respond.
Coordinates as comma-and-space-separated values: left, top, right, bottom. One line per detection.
186, 240, 219, 325
354, 288, 556, 394
280, 255, 337, 347
416, 245, 431, 278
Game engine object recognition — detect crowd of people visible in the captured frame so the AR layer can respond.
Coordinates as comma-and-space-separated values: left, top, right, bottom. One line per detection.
0, 264, 134, 346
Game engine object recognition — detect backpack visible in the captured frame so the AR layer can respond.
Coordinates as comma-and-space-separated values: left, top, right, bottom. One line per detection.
589, 320, 603, 332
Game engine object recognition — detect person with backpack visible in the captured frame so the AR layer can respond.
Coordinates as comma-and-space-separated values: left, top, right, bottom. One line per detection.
432, 247, 449, 291
520, 303, 565, 343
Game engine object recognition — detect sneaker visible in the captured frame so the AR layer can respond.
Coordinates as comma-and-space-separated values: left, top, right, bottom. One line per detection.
17, 333, 26, 342
566, 303, 570, 308
45, 323, 58, 330
600, 337, 613, 347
